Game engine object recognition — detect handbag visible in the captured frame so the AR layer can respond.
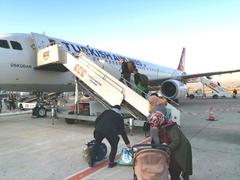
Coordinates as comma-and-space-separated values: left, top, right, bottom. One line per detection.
117, 147, 133, 166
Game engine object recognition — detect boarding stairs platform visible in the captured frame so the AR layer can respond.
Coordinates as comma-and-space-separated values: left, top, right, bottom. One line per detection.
200, 77, 231, 98
33, 38, 180, 125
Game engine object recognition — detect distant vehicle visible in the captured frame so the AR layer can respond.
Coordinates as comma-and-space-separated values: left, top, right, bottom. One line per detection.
188, 89, 223, 99
188, 89, 206, 99
17, 92, 59, 110
188, 77, 232, 99
17, 95, 37, 110
18, 102, 37, 110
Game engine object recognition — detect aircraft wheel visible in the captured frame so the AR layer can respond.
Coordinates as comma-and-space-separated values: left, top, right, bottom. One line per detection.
189, 95, 194, 99
213, 95, 218, 99
37, 107, 47, 117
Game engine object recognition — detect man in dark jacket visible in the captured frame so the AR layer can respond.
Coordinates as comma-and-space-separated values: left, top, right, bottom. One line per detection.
120, 57, 131, 88
90, 105, 131, 168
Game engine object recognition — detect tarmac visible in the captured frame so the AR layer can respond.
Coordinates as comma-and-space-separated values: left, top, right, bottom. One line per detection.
0, 97, 240, 180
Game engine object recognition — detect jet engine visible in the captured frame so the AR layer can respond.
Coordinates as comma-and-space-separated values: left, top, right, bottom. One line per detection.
160, 79, 188, 100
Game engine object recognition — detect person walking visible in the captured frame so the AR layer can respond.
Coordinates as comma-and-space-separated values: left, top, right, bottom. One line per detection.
133, 69, 149, 98
0, 96, 2, 113
148, 94, 167, 116
161, 116, 192, 180
148, 111, 192, 180
148, 94, 167, 144
120, 57, 131, 88
233, 89, 237, 98
8, 94, 15, 111
90, 105, 131, 168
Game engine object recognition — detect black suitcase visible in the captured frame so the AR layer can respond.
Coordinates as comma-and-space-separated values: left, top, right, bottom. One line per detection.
83, 140, 107, 164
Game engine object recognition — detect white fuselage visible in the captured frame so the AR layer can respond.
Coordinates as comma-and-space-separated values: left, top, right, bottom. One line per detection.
0, 33, 183, 92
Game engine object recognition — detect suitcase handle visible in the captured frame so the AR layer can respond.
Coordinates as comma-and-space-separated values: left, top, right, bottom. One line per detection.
132, 143, 168, 152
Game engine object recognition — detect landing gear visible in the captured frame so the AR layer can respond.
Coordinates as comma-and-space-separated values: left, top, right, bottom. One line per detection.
38, 107, 47, 117
32, 103, 47, 117
189, 94, 194, 99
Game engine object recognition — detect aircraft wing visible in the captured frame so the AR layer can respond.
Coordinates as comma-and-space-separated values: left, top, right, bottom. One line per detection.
149, 69, 240, 86
179, 69, 240, 80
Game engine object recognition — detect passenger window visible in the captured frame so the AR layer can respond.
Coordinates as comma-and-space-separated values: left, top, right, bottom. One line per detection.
0, 40, 10, 49
10, 41, 23, 50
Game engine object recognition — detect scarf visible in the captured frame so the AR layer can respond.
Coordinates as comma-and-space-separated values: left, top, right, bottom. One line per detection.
159, 120, 176, 144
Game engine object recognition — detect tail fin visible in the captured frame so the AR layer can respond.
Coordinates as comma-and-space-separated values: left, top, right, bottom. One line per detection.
177, 47, 185, 72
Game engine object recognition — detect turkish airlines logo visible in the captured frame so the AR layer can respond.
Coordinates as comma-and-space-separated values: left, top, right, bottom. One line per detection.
43, 51, 50, 60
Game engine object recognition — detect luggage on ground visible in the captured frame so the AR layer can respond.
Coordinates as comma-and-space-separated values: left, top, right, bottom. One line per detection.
117, 147, 133, 166
83, 140, 107, 164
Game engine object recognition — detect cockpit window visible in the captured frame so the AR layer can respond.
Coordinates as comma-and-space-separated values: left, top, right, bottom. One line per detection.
10, 41, 23, 50
0, 40, 10, 49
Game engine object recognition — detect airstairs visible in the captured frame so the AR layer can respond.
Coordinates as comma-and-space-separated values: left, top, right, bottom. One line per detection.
32, 33, 180, 125
189, 77, 232, 98
199, 77, 231, 98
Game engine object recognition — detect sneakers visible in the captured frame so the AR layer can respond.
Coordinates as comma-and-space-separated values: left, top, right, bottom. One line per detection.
108, 162, 117, 168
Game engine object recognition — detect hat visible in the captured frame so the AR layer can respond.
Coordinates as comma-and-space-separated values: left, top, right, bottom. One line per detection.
150, 93, 159, 97
112, 105, 121, 110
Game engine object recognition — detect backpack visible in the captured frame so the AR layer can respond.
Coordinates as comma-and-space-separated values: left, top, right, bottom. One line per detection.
83, 140, 107, 163
139, 73, 149, 86
127, 61, 136, 73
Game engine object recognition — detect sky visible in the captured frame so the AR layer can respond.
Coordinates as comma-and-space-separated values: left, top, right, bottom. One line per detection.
1, 0, 240, 85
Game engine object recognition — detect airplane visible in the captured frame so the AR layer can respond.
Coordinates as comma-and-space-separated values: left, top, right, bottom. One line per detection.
0, 32, 240, 101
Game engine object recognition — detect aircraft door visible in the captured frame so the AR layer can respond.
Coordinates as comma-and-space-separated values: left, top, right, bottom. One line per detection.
31, 32, 50, 50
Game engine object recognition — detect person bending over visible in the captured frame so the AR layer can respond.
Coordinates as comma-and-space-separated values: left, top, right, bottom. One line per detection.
90, 105, 131, 168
